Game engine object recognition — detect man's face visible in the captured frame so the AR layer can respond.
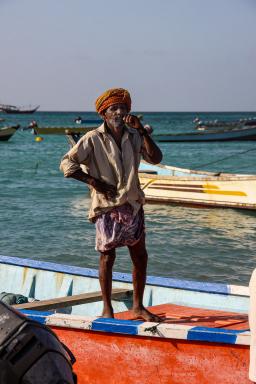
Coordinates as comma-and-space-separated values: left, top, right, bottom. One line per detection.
103, 103, 128, 130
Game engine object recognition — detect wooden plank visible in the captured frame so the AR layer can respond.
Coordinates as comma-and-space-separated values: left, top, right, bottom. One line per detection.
66, 133, 79, 147
13, 288, 133, 311
35, 127, 95, 135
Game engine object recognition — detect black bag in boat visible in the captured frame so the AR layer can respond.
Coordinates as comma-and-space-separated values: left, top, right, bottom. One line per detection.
0, 301, 77, 384
0, 292, 29, 305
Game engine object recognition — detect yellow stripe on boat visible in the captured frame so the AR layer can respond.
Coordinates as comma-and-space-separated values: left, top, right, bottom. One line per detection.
203, 184, 247, 196
141, 179, 156, 190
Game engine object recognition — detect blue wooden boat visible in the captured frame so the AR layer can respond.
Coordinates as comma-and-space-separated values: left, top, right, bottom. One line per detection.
153, 125, 256, 142
0, 254, 253, 383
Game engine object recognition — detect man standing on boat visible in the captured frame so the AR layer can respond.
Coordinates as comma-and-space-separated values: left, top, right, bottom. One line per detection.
60, 88, 162, 321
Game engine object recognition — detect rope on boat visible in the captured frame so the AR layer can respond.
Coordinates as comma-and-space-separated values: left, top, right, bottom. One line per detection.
141, 179, 155, 190
194, 147, 256, 170
144, 323, 164, 337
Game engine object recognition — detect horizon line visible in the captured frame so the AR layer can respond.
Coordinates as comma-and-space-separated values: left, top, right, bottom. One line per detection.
36, 110, 256, 113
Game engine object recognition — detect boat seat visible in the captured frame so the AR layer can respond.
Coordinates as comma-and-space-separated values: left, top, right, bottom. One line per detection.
13, 288, 133, 311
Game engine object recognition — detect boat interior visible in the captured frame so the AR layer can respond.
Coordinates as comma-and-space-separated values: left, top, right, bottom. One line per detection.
116, 303, 249, 332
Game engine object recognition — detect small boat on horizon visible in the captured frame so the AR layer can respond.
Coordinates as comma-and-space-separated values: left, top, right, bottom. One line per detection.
0, 125, 20, 141
0, 254, 253, 384
0, 104, 39, 114
75, 116, 102, 125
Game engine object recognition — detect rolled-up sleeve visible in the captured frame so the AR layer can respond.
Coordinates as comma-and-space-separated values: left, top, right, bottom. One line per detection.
60, 136, 92, 177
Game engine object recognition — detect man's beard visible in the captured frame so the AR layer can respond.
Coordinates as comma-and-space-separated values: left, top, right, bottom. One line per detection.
109, 116, 125, 129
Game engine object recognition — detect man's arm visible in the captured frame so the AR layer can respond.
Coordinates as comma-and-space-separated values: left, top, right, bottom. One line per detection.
60, 137, 117, 200
139, 129, 162, 164
68, 169, 117, 200
123, 115, 162, 164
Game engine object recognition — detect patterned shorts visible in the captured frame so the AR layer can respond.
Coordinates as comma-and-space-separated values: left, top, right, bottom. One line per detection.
95, 203, 145, 253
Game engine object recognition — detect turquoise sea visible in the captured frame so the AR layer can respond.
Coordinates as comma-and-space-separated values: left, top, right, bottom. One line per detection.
1, 111, 256, 286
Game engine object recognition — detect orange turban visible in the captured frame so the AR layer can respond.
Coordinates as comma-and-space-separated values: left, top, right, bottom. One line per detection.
95, 88, 131, 114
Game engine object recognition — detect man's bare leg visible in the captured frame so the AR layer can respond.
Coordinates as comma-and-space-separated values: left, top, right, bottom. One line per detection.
128, 236, 162, 322
99, 249, 116, 318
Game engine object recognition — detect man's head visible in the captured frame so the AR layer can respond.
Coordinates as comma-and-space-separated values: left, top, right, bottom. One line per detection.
95, 88, 132, 130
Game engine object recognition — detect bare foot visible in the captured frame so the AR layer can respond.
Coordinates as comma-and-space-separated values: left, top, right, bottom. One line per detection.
132, 306, 163, 322
101, 306, 114, 318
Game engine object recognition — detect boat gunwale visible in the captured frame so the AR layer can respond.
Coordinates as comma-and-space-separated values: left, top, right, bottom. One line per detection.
21, 311, 251, 347
139, 172, 256, 181
140, 160, 254, 179
0, 255, 248, 297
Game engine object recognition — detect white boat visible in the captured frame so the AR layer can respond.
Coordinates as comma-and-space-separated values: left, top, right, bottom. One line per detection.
139, 161, 256, 210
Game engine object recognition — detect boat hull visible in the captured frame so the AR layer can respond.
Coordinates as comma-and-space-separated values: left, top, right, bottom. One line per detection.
4, 109, 37, 114
0, 255, 252, 383
35, 126, 95, 135
0, 126, 19, 141
0, 255, 249, 316
153, 126, 256, 142
0, 105, 39, 114
53, 327, 250, 384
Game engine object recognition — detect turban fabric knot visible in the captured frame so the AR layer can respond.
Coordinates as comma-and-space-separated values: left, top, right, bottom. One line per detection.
95, 88, 131, 114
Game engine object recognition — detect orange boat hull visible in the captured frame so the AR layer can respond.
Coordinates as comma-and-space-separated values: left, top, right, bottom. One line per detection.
52, 327, 250, 384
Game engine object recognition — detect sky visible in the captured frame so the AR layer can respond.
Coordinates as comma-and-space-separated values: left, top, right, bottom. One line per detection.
0, 0, 255, 111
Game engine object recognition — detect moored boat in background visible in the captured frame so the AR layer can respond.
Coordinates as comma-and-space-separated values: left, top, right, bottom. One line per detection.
139, 161, 256, 210
34, 126, 95, 135
153, 124, 256, 142
0, 254, 252, 384
0, 104, 39, 114
194, 117, 256, 131
0, 125, 20, 141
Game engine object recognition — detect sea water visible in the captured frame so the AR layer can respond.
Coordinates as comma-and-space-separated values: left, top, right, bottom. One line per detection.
1, 111, 256, 285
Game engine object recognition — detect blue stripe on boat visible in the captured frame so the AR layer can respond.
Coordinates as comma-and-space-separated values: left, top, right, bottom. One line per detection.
20, 309, 53, 324
144, 275, 229, 294
187, 326, 245, 344
91, 318, 142, 335
20, 311, 249, 345
0, 254, 230, 295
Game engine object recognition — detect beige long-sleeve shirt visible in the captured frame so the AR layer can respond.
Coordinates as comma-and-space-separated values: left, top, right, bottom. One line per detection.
60, 123, 152, 221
